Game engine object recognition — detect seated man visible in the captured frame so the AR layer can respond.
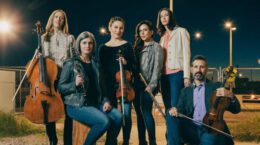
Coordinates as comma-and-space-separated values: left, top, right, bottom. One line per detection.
167, 55, 241, 145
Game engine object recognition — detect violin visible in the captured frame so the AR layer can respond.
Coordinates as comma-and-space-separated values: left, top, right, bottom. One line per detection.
203, 66, 237, 134
23, 21, 64, 124
115, 49, 135, 102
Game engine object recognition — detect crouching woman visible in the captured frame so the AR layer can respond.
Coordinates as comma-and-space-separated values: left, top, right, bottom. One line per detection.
58, 31, 123, 145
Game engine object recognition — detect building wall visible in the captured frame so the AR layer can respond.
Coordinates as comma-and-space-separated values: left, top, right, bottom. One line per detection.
0, 70, 15, 113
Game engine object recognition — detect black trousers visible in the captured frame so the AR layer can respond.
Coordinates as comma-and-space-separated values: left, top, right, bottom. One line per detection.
45, 105, 73, 145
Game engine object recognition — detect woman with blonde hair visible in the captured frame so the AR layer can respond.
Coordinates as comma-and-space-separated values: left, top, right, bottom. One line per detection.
41, 9, 75, 145
97, 16, 136, 145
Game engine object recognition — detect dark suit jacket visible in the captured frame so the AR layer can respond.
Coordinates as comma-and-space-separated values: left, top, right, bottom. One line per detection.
177, 79, 241, 144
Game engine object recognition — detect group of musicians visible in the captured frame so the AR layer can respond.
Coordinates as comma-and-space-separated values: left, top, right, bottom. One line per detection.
34, 7, 241, 145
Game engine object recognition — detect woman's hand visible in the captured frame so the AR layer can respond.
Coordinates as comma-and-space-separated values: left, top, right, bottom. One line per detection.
145, 86, 152, 93
75, 75, 84, 86
118, 57, 127, 65
184, 78, 191, 87
36, 52, 42, 59
103, 102, 112, 112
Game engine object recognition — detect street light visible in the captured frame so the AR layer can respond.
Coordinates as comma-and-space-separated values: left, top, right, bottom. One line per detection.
0, 20, 11, 33
169, 0, 173, 12
99, 27, 107, 35
194, 32, 202, 40
225, 21, 236, 66
258, 58, 260, 65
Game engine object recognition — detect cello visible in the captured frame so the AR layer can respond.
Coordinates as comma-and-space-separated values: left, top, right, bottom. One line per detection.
23, 21, 64, 124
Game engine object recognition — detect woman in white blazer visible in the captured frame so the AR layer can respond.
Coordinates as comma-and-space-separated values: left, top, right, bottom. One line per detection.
156, 7, 191, 145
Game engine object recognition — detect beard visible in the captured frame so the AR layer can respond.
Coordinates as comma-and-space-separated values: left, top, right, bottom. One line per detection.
194, 72, 205, 81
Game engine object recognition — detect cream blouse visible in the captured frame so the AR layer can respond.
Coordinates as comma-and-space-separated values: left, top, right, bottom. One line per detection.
42, 31, 75, 67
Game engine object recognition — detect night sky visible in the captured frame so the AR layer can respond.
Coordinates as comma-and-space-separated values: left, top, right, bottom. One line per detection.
0, 0, 260, 69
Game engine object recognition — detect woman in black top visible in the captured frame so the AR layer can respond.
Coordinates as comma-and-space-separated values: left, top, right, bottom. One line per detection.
58, 31, 122, 145
97, 16, 146, 145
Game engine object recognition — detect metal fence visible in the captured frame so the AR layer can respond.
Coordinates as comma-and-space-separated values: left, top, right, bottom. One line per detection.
0, 66, 259, 113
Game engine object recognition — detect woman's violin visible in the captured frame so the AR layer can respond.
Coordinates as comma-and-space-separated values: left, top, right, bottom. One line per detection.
115, 49, 135, 102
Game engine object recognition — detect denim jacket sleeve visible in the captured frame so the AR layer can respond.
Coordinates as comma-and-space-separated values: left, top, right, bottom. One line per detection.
58, 60, 77, 96
148, 43, 164, 92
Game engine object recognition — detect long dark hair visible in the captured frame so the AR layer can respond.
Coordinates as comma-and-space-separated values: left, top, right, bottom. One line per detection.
156, 8, 177, 37
134, 20, 154, 51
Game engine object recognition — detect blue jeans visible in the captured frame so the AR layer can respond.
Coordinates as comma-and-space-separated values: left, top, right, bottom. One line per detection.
166, 112, 231, 145
161, 71, 184, 109
161, 72, 184, 144
140, 90, 156, 145
66, 105, 122, 145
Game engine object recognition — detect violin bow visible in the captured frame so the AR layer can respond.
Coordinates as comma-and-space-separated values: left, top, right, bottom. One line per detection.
178, 113, 233, 138
12, 21, 43, 102
118, 49, 126, 126
139, 73, 166, 120
139, 73, 233, 138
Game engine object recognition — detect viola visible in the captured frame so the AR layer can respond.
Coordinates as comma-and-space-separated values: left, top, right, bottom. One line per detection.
203, 66, 237, 134
23, 21, 64, 124
115, 50, 135, 102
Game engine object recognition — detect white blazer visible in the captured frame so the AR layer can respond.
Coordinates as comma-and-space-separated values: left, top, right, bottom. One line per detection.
160, 26, 191, 78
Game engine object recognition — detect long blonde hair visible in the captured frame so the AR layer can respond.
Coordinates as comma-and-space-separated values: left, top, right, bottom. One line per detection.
43, 9, 69, 41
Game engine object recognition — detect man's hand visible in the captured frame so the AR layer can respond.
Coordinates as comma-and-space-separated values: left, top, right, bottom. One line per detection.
103, 102, 112, 112
216, 87, 234, 98
169, 107, 178, 117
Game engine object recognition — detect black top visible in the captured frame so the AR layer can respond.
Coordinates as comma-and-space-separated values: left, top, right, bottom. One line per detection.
97, 42, 136, 105
98, 42, 135, 84
81, 61, 99, 106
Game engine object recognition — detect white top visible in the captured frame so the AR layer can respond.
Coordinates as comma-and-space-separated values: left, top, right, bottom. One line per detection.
42, 31, 75, 67
160, 26, 191, 78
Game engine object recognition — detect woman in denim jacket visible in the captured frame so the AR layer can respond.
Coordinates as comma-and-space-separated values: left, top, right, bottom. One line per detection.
58, 31, 122, 145
134, 20, 163, 145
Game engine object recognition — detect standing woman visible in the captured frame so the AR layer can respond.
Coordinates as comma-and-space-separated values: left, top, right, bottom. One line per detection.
156, 8, 191, 144
97, 16, 135, 145
41, 9, 75, 145
134, 20, 163, 145
58, 31, 123, 145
